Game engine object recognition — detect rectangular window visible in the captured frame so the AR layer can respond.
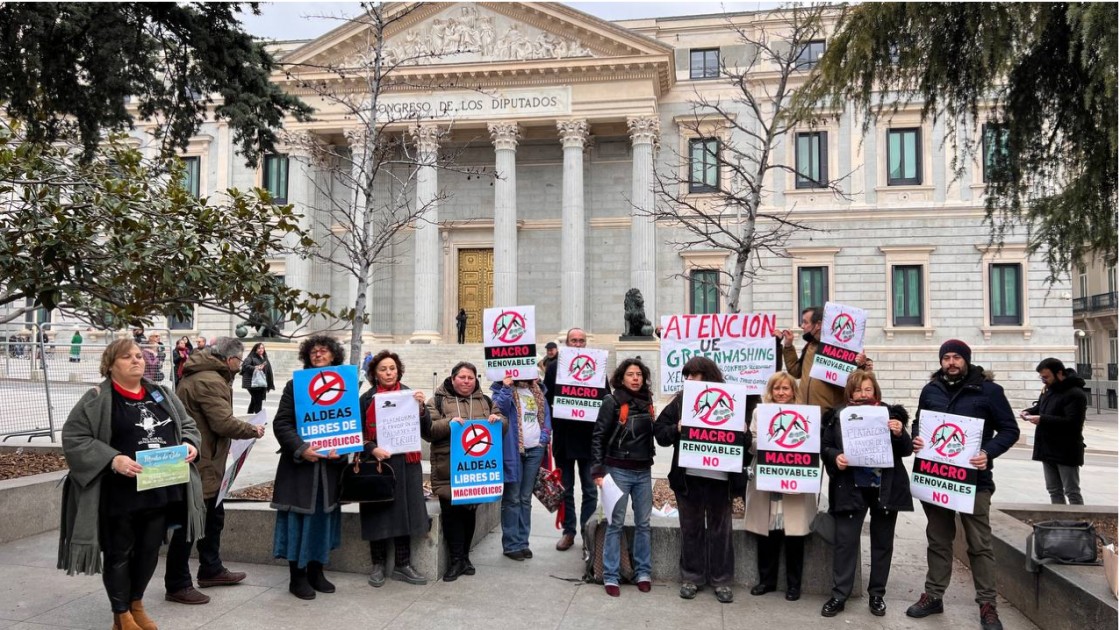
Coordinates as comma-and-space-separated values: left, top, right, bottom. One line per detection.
23, 298, 50, 325
689, 49, 720, 79
887, 128, 922, 185
795, 40, 826, 70
689, 269, 720, 314
181, 156, 200, 198
263, 154, 289, 203
689, 138, 720, 193
982, 123, 1009, 183
990, 263, 1023, 325
1109, 265, 1117, 295
1078, 265, 1088, 298
169, 310, 194, 330
797, 266, 828, 314
892, 265, 923, 326
795, 131, 828, 189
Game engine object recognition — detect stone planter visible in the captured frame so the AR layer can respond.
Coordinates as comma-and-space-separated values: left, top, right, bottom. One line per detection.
0, 467, 67, 544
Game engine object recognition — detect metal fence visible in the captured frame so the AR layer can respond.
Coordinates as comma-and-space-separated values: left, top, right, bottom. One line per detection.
0, 324, 175, 442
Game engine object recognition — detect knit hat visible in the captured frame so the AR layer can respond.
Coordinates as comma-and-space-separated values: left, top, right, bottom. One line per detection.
545, 342, 558, 350
938, 339, 972, 364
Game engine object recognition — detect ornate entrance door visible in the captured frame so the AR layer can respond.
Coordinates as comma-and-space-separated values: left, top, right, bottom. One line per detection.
457, 249, 493, 343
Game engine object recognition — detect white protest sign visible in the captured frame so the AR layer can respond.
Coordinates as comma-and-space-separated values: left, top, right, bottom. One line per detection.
809, 302, 868, 387
483, 305, 538, 381
753, 403, 822, 494
552, 347, 609, 421
911, 410, 984, 514
659, 313, 779, 395
373, 390, 422, 454
678, 380, 748, 473
216, 410, 267, 505
838, 405, 894, 468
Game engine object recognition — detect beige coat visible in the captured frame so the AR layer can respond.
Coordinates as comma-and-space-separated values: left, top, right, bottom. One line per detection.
782, 342, 846, 415
744, 411, 818, 537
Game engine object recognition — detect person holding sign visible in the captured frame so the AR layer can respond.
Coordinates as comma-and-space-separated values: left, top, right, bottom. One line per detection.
654, 357, 748, 604
270, 336, 349, 600
591, 358, 657, 598
820, 370, 913, 619
745, 372, 816, 603
424, 361, 504, 582
59, 338, 203, 630
492, 374, 551, 560
357, 350, 431, 588
781, 306, 872, 415
906, 340, 1019, 630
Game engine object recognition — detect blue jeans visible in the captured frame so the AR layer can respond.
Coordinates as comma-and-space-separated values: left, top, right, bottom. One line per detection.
557, 455, 598, 536
603, 466, 652, 586
501, 446, 545, 553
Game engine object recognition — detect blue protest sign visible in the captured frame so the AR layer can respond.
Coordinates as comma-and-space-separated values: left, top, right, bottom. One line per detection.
292, 365, 363, 456
450, 420, 503, 504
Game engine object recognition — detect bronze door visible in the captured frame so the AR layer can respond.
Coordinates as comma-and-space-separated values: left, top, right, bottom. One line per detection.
457, 248, 493, 343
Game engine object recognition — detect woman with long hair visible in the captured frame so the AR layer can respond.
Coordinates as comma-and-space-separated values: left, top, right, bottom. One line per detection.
491, 374, 551, 560
240, 342, 275, 414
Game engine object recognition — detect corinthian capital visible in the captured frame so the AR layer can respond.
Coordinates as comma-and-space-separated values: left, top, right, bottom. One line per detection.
410, 124, 444, 154
276, 129, 323, 159
556, 119, 590, 149
488, 121, 521, 151
627, 116, 661, 147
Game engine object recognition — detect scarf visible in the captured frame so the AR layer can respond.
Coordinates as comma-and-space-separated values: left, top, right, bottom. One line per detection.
611, 386, 655, 424
511, 382, 548, 454
364, 381, 421, 464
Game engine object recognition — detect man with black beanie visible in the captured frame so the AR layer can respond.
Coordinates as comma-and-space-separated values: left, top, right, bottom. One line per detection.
906, 339, 1019, 630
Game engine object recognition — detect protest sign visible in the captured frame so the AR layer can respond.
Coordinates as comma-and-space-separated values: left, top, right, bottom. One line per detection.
659, 313, 778, 395
754, 403, 822, 494
911, 411, 983, 514
450, 420, 504, 504
837, 405, 894, 468
678, 380, 748, 473
216, 411, 267, 505
293, 365, 364, 456
373, 390, 422, 453
809, 302, 868, 387
552, 347, 609, 421
136, 445, 189, 492
483, 305, 538, 381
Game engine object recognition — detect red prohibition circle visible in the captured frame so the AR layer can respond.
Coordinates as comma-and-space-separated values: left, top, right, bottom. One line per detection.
693, 388, 734, 426
931, 423, 967, 458
461, 423, 492, 457
492, 312, 527, 343
308, 370, 345, 406
831, 312, 856, 343
568, 355, 597, 382
768, 409, 810, 449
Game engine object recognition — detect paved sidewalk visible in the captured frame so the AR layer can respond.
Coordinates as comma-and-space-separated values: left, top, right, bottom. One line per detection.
1012, 410, 1118, 455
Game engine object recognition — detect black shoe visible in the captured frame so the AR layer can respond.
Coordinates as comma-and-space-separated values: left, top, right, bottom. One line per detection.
521, 548, 533, 559
463, 557, 476, 576
821, 598, 845, 617
869, 596, 886, 616
979, 602, 1004, 630
442, 558, 468, 582
503, 550, 525, 561
906, 594, 944, 618
287, 562, 315, 600
785, 587, 801, 601
306, 561, 335, 593
750, 584, 776, 596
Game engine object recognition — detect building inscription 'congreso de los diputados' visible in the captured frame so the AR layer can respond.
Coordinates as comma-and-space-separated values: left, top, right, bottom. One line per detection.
120, 2, 1080, 409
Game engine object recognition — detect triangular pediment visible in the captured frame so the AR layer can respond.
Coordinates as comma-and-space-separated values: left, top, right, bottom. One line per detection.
283, 2, 673, 69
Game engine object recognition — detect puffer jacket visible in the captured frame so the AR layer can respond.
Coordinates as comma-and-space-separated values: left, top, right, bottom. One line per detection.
822, 402, 914, 513
915, 365, 1020, 493
423, 377, 504, 501
239, 352, 275, 391
591, 388, 656, 477
1025, 369, 1087, 466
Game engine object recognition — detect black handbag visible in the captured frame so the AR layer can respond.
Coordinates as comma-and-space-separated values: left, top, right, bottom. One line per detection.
339, 455, 395, 504
1026, 520, 1102, 571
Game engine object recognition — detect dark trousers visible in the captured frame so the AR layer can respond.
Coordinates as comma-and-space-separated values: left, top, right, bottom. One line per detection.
165, 497, 225, 592
922, 489, 996, 604
831, 487, 899, 601
438, 498, 476, 560
457, 327, 465, 344
370, 535, 411, 567
676, 476, 734, 586
756, 530, 805, 590
556, 455, 597, 536
102, 508, 166, 613
247, 388, 267, 414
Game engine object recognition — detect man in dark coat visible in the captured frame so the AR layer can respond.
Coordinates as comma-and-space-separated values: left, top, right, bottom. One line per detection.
543, 327, 596, 551
1022, 357, 1087, 504
905, 340, 1019, 630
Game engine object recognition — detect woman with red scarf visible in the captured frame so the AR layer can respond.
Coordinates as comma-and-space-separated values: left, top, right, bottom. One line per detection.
357, 350, 431, 588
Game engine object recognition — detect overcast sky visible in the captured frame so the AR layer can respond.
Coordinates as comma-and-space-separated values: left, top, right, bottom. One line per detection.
238, 2, 779, 41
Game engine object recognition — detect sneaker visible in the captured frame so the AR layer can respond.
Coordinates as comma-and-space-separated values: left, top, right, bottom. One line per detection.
165, 587, 210, 605
604, 584, 620, 597
906, 594, 944, 618
391, 564, 428, 585
521, 548, 533, 559
715, 586, 734, 603
368, 563, 385, 588
557, 533, 575, 551
503, 550, 525, 561
821, 597, 846, 617
869, 595, 886, 616
197, 569, 247, 588
679, 583, 698, 600
637, 579, 651, 593
979, 602, 1004, 630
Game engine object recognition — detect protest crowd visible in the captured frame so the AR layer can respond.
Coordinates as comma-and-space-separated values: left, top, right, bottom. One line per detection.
57, 300, 1079, 630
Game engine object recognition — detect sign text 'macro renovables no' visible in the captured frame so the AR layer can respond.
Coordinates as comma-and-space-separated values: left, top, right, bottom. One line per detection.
374, 87, 571, 121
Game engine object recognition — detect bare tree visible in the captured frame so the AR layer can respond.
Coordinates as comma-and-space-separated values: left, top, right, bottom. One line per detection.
648, 4, 849, 313
279, 3, 490, 364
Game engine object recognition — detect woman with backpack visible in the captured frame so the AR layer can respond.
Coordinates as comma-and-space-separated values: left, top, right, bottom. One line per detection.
591, 357, 656, 597
654, 356, 748, 603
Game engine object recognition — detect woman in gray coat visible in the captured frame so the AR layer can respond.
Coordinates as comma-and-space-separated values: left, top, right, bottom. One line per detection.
59, 338, 204, 630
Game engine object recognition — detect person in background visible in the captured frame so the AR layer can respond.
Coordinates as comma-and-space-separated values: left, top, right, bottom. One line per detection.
456, 308, 468, 344
193, 336, 207, 354
69, 329, 83, 363
745, 371, 814, 603
1022, 357, 1087, 505
173, 337, 192, 386
361, 351, 374, 375
59, 338, 203, 630
240, 343, 275, 414
537, 341, 559, 375
492, 373, 551, 561
781, 306, 872, 415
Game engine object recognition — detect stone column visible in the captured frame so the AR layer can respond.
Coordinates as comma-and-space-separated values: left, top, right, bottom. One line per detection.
276, 130, 318, 306
627, 116, 660, 315
557, 119, 590, 331
489, 122, 521, 307
410, 124, 443, 343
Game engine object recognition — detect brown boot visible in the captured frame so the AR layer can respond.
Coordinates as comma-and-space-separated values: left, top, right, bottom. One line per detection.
112, 611, 143, 630
129, 600, 158, 630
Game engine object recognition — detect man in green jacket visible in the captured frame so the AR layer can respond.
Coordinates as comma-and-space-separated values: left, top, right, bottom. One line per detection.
164, 337, 264, 605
